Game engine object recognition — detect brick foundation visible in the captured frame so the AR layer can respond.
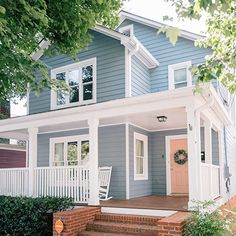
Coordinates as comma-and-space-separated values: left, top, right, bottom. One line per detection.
53, 207, 101, 236
157, 211, 191, 236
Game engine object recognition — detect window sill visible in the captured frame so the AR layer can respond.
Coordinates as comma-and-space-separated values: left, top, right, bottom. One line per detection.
134, 175, 148, 181
51, 99, 96, 110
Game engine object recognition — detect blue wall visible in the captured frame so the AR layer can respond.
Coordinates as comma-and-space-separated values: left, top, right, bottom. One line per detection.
131, 56, 151, 96
29, 30, 125, 114
37, 124, 126, 199
118, 20, 212, 93
128, 124, 152, 198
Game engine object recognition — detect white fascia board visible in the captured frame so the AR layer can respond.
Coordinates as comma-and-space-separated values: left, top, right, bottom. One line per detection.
31, 40, 50, 61
118, 11, 204, 41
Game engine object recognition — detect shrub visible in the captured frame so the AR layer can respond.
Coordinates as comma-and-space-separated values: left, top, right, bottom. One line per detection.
184, 201, 232, 236
0, 196, 73, 236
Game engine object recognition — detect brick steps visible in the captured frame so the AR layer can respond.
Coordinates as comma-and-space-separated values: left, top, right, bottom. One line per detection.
78, 213, 161, 235
79, 231, 133, 236
95, 213, 162, 225
86, 220, 158, 235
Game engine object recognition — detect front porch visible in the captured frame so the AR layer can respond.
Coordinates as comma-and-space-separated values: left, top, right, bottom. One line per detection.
0, 85, 230, 209
100, 195, 189, 211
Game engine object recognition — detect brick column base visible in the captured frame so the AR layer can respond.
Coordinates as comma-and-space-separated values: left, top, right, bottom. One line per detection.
157, 211, 191, 236
53, 206, 101, 236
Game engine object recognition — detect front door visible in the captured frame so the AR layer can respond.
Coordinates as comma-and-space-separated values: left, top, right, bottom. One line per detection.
170, 137, 188, 195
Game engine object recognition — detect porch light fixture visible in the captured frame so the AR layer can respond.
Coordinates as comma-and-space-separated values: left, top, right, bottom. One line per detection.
157, 116, 167, 122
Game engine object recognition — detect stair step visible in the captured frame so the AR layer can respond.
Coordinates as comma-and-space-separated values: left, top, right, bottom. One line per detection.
79, 231, 133, 236
95, 213, 161, 226
86, 220, 158, 235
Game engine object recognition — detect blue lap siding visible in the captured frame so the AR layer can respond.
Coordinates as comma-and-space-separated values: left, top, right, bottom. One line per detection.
29, 31, 125, 114
37, 124, 126, 199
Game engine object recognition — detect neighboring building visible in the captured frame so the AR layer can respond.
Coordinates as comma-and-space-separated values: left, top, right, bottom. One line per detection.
0, 11, 235, 211
0, 144, 26, 168
0, 100, 10, 144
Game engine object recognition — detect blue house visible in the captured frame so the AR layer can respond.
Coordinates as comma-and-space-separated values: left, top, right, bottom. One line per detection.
0, 11, 235, 212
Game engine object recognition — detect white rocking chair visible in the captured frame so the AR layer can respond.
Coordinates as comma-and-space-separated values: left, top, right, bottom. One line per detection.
98, 166, 112, 200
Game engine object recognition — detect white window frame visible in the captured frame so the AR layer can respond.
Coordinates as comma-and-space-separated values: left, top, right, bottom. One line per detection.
168, 61, 192, 90
133, 132, 148, 180
50, 57, 97, 110
119, 24, 134, 37
49, 135, 89, 166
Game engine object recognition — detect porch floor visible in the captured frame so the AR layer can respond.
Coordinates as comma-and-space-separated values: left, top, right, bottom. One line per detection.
100, 195, 189, 211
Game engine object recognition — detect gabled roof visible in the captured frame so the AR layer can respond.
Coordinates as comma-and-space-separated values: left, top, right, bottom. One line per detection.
118, 10, 204, 41
31, 25, 159, 69
94, 25, 159, 68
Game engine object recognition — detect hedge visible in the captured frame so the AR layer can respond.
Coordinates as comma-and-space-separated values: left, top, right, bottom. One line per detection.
0, 196, 73, 236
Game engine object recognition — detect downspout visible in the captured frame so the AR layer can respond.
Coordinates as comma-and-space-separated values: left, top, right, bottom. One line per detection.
123, 40, 139, 97
224, 127, 231, 193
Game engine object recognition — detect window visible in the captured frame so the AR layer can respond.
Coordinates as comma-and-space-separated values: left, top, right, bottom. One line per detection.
168, 61, 192, 90
134, 132, 148, 180
51, 58, 96, 109
119, 25, 134, 37
50, 135, 89, 166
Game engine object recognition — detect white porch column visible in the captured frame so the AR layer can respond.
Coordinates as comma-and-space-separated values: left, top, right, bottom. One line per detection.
28, 127, 38, 196
186, 106, 202, 207
204, 119, 213, 199
88, 118, 100, 205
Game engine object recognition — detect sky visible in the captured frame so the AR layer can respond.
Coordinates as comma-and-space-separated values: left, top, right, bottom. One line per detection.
11, 0, 205, 117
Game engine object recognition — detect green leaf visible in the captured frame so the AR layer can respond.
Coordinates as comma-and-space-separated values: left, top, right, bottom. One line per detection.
0, 6, 5, 14
165, 27, 181, 46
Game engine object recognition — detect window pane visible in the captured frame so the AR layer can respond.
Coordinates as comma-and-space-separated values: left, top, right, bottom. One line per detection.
174, 68, 187, 83
57, 91, 66, 105
81, 140, 89, 160
67, 141, 78, 166
54, 143, 64, 166
136, 157, 144, 174
69, 70, 79, 103
82, 65, 93, 83
56, 72, 66, 82
175, 82, 187, 89
136, 139, 144, 156
56, 72, 66, 105
70, 87, 79, 103
83, 83, 93, 100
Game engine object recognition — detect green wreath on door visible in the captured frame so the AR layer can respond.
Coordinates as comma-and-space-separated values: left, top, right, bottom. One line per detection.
174, 149, 188, 165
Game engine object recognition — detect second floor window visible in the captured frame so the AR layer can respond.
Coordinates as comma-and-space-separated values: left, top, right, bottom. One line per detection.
168, 61, 192, 90
51, 58, 96, 109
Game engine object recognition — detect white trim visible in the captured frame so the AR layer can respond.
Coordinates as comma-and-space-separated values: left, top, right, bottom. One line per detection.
168, 61, 192, 90
101, 207, 176, 217
118, 11, 204, 41
133, 132, 148, 180
49, 134, 89, 167
0, 144, 26, 152
119, 24, 134, 37
50, 57, 97, 110
31, 40, 50, 60
0, 84, 231, 133
165, 134, 187, 195
125, 123, 130, 199
94, 25, 159, 69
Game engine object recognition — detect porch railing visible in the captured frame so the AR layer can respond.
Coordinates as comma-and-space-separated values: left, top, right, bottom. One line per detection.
0, 166, 90, 203
34, 166, 90, 203
201, 163, 220, 201
0, 168, 29, 196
